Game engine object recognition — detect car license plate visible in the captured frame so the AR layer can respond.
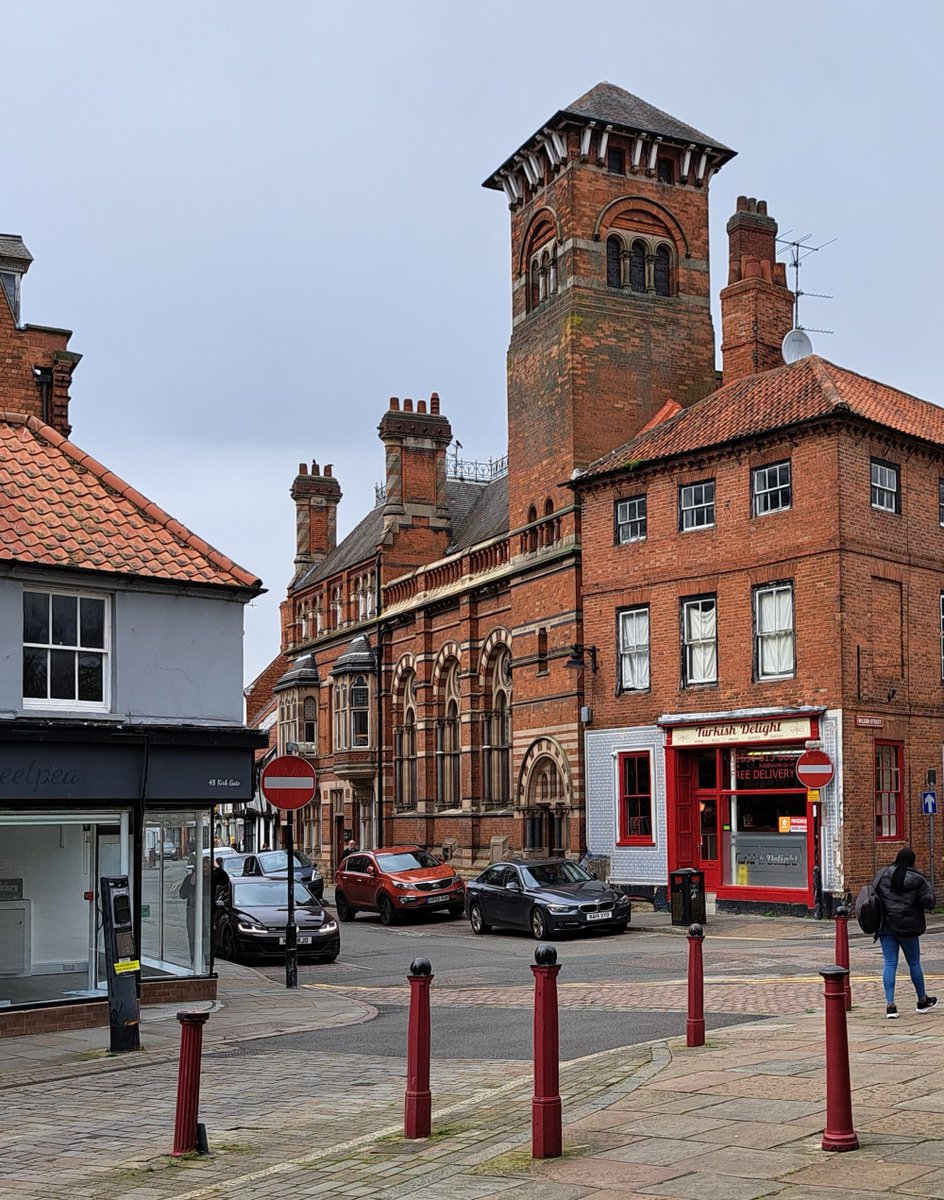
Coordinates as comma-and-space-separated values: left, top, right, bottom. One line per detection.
279, 936, 312, 944
426, 896, 444, 904
585, 911, 609, 921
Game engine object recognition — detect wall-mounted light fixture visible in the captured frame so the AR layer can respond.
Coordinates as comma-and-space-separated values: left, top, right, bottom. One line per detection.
564, 643, 597, 674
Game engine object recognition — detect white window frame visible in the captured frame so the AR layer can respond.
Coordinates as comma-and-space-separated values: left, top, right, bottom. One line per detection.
679, 481, 715, 531
751, 461, 792, 516
616, 495, 647, 543
754, 583, 795, 680
22, 588, 111, 712
681, 596, 717, 685
871, 459, 899, 513
618, 606, 650, 691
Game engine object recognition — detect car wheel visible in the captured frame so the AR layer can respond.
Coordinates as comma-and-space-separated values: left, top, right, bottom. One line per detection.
530, 907, 552, 941
221, 925, 237, 961
446, 903, 464, 917
378, 894, 397, 926
610, 922, 629, 934
469, 902, 491, 935
335, 892, 356, 922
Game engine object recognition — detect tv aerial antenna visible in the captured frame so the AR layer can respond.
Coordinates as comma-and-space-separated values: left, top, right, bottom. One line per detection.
776, 231, 836, 363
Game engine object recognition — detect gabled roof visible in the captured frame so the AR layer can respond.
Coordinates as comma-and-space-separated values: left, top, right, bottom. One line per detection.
579, 356, 944, 482
291, 476, 509, 594
0, 410, 262, 591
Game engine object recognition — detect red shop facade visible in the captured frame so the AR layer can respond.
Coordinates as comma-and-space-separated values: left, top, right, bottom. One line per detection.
663, 712, 823, 910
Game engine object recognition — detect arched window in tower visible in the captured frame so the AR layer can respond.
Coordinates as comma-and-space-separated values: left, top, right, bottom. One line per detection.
394, 669, 417, 811
606, 236, 622, 288
654, 244, 671, 297
539, 251, 550, 303
526, 505, 538, 553
629, 240, 647, 293
436, 660, 461, 810
548, 245, 558, 295
530, 260, 541, 311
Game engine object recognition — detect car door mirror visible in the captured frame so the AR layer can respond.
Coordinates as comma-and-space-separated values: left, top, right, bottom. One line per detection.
505, 880, 521, 892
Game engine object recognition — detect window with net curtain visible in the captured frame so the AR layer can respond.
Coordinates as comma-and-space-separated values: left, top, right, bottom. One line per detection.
682, 597, 717, 685
619, 606, 650, 691
754, 583, 794, 679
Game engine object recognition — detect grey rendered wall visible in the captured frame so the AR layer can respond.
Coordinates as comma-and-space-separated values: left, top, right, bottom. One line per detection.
0, 578, 246, 724
585, 724, 667, 886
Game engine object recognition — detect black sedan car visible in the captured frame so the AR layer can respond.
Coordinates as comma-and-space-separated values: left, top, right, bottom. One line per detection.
465, 859, 631, 939
236, 849, 324, 901
213, 877, 339, 962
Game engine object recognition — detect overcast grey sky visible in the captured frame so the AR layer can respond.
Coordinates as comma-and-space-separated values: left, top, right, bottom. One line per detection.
5, 1, 942, 685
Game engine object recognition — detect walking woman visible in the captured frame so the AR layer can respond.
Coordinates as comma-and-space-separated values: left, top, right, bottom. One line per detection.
874, 847, 937, 1018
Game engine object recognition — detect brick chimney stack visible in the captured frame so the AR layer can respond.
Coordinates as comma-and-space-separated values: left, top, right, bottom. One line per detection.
378, 393, 452, 532
290, 460, 342, 575
0, 234, 81, 437
720, 198, 795, 385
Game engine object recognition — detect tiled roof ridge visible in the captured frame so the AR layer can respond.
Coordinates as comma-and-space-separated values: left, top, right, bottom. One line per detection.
1, 410, 262, 592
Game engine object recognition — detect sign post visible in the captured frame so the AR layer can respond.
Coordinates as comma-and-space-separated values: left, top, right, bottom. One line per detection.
259, 755, 317, 990
796, 749, 834, 791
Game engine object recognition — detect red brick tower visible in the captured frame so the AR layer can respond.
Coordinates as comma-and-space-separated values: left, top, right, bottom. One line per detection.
484, 83, 735, 529
290, 461, 342, 578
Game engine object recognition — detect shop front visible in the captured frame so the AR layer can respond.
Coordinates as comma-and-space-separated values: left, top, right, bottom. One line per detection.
663, 710, 824, 909
0, 723, 263, 1025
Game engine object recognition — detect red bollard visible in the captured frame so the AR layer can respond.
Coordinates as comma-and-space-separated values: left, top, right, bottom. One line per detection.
404, 957, 433, 1138
172, 1011, 209, 1156
834, 905, 853, 1011
686, 922, 705, 1047
820, 965, 859, 1152
531, 943, 562, 1159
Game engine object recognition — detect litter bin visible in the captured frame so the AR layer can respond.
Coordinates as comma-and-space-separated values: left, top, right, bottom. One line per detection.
670, 868, 706, 926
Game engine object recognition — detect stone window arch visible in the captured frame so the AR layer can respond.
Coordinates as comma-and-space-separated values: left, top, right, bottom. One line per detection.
435, 659, 461, 810
394, 668, 417, 811
481, 645, 512, 809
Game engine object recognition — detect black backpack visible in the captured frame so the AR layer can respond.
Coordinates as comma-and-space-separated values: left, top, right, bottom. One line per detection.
855, 882, 884, 935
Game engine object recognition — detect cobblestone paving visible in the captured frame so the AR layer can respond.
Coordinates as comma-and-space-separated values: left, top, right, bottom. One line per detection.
303, 974, 896, 1016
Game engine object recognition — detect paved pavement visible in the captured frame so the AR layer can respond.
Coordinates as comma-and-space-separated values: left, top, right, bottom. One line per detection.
4, 911, 944, 1198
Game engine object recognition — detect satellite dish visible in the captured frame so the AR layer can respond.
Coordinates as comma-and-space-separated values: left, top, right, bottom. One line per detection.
782, 328, 813, 364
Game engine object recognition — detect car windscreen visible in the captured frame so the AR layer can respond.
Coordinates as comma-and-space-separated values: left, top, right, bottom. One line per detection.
376, 849, 440, 872
230, 881, 315, 906
520, 862, 593, 888
257, 850, 312, 872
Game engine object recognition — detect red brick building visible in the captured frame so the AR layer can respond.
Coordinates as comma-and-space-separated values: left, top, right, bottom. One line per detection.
267, 82, 944, 910
576, 201, 944, 913
265, 84, 736, 876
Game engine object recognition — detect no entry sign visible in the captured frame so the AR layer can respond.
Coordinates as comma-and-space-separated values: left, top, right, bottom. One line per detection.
796, 749, 834, 790
259, 755, 317, 811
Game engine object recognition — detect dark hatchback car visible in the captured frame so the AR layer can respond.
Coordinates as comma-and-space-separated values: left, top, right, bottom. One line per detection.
465, 859, 631, 940
236, 850, 324, 901
212, 877, 339, 962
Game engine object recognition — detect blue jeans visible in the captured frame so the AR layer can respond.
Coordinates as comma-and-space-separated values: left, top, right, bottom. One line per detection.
879, 933, 927, 1003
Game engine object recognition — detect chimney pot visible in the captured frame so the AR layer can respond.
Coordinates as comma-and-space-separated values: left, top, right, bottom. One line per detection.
312, 461, 319, 474
430, 391, 440, 414
737, 195, 748, 211
757, 200, 768, 215
417, 399, 427, 414
404, 398, 414, 412
324, 464, 333, 477
298, 463, 307, 475
390, 396, 399, 410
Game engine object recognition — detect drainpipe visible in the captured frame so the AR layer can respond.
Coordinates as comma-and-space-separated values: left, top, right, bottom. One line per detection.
374, 551, 384, 848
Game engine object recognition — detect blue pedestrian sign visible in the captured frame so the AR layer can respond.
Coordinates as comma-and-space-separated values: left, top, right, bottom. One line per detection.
923, 791, 938, 815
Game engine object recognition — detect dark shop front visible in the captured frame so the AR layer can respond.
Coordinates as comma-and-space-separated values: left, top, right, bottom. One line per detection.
0, 723, 264, 1023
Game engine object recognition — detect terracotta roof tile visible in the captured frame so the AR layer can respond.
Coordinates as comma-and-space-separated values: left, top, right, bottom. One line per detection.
581, 357, 944, 480
0, 411, 262, 591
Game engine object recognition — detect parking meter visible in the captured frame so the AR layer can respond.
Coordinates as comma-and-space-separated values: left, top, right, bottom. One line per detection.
100, 875, 141, 1052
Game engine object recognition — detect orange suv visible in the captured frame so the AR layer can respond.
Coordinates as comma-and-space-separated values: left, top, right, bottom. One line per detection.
334, 845, 465, 925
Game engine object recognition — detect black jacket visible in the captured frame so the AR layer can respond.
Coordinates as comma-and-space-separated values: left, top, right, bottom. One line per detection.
874, 865, 935, 937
